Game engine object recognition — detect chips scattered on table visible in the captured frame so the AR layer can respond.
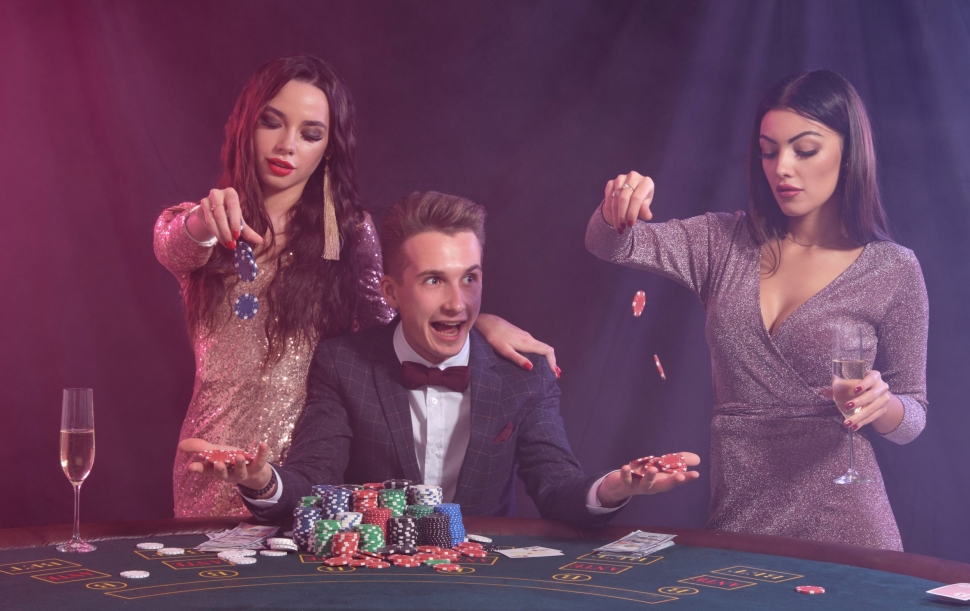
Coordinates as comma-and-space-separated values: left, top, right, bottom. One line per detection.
632, 291, 647, 317
653, 354, 666, 380
795, 585, 825, 595
135, 542, 163, 550
157, 547, 185, 556
119, 570, 150, 579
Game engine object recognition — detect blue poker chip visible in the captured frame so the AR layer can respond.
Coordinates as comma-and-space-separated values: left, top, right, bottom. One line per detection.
234, 242, 258, 282
234, 293, 259, 320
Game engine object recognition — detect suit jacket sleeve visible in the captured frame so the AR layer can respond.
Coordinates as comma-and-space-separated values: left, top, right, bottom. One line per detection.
515, 356, 617, 526
247, 340, 354, 522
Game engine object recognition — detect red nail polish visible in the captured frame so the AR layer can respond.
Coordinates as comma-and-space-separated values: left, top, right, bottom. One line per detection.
554, 366, 561, 379
228, 240, 237, 250
844, 420, 852, 428
845, 401, 854, 409
525, 362, 533, 371
851, 424, 859, 431
232, 230, 240, 241
854, 386, 863, 393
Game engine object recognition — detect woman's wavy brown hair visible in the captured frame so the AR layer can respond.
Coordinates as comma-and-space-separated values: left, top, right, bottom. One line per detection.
184, 55, 363, 361
747, 70, 892, 272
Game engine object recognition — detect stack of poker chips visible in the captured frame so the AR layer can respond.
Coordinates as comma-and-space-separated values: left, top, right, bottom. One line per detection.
387, 516, 418, 550
335, 511, 363, 531
299, 496, 321, 508
322, 488, 352, 518
382, 479, 411, 492
338, 484, 364, 491
352, 489, 379, 512
362, 507, 392, 539
433, 503, 466, 547
405, 504, 435, 519
330, 531, 359, 557
311, 484, 334, 497
378, 488, 407, 517
312, 519, 340, 555
354, 523, 385, 552
292, 506, 323, 552
408, 484, 444, 506
416, 513, 452, 547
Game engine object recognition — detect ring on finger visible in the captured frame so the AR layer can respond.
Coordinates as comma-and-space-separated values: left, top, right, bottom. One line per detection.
621, 183, 633, 190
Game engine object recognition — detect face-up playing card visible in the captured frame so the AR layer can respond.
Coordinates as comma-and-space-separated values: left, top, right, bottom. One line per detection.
927, 583, 970, 602
495, 546, 564, 558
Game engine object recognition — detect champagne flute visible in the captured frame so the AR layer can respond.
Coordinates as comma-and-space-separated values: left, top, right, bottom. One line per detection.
832, 328, 870, 485
57, 389, 97, 552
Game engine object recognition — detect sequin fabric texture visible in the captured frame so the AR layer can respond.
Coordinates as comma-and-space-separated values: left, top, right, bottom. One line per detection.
586, 208, 928, 551
154, 203, 394, 517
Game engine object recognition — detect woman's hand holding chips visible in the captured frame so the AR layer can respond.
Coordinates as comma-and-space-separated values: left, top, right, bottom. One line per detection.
179, 438, 274, 493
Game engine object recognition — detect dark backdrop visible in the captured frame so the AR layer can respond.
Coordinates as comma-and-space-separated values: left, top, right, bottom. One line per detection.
1, 0, 967, 563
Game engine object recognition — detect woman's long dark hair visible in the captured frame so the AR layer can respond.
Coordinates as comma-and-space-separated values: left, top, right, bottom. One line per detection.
184, 55, 362, 361
747, 70, 892, 269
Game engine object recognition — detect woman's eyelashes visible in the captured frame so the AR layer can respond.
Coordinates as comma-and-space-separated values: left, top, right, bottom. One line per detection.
758, 149, 819, 160
257, 116, 323, 143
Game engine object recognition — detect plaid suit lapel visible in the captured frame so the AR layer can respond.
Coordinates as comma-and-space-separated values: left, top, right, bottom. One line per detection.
453, 329, 502, 505
372, 331, 422, 484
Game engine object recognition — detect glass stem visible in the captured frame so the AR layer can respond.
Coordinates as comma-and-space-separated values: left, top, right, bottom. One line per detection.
847, 428, 855, 473
72, 483, 82, 542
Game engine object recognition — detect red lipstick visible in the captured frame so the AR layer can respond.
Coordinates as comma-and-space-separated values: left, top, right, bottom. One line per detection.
267, 158, 294, 176
776, 183, 802, 198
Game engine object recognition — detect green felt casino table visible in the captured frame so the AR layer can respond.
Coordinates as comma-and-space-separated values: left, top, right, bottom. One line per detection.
1, 516, 967, 610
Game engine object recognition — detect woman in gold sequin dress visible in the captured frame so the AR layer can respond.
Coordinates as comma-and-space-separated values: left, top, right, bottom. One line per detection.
156, 56, 557, 517
585, 70, 927, 550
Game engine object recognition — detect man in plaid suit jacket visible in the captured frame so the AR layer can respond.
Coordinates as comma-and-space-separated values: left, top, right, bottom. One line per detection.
182, 192, 699, 524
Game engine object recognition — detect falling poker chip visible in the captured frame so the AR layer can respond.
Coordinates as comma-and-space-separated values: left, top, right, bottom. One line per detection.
234, 293, 259, 320
234, 242, 258, 282
632, 290, 647, 317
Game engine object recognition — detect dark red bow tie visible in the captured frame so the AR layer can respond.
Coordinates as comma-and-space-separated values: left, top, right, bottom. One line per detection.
401, 361, 470, 392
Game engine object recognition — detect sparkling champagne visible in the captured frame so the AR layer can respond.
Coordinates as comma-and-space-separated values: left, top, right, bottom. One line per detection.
832, 359, 866, 418
60, 429, 95, 485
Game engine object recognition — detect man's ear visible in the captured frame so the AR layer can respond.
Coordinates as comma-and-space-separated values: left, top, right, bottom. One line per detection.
380, 275, 399, 309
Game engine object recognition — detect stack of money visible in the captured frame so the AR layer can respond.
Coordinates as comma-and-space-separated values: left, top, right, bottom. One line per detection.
592, 530, 676, 559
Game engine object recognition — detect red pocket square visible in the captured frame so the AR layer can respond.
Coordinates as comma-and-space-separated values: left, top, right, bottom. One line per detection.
492, 422, 514, 443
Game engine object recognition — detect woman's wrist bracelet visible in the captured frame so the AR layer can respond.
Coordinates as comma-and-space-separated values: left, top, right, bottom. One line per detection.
183, 204, 218, 247
238, 468, 277, 499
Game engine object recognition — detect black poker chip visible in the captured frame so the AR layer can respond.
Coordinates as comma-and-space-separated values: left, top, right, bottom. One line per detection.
234, 242, 258, 282
234, 293, 259, 320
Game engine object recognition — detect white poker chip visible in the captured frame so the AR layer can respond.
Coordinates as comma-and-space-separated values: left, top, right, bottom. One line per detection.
157, 547, 185, 555
135, 542, 164, 550
119, 570, 150, 579
466, 534, 492, 543
267, 538, 298, 551
228, 556, 257, 565
222, 548, 257, 557
260, 550, 288, 557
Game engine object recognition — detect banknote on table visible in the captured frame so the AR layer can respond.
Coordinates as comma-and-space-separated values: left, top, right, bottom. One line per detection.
593, 530, 676, 558
196, 523, 279, 551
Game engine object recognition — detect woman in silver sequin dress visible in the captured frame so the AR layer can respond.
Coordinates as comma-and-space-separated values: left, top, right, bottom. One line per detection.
156, 56, 558, 517
585, 70, 927, 550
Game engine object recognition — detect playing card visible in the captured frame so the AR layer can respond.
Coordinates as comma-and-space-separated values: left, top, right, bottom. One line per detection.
927, 583, 970, 602
496, 546, 564, 558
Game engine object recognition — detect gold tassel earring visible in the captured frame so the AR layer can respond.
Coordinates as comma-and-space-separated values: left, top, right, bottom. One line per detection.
322, 161, 341, 260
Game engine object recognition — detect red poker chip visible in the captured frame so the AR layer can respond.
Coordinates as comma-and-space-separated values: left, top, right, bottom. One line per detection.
435, 563, 463, 572
323, 557, 350, 567
202, 450, 255, 466
417, 546, 443, 554
393, 559, 422, 568
346, 558, 368, 567
632, 290, 647, 317
461, 549, 488, 558
794, 585, 825, 595
365, 560, 391, 569
412, 553, 435, 562
454, 542, 483, 550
